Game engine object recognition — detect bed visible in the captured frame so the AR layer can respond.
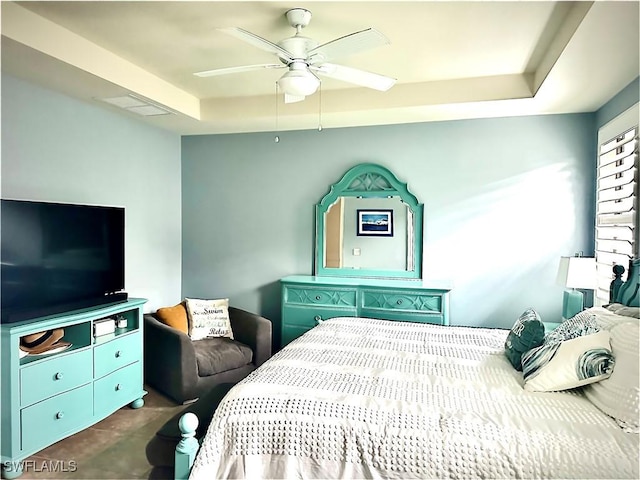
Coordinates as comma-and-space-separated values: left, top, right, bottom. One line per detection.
180, 260, 639, 479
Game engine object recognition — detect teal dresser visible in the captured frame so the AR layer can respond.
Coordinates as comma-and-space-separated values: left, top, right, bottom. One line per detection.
281, 276, 450, 346
0, 298, 147, 479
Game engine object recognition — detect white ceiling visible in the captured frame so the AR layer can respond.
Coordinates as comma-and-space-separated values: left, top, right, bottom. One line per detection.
2, 1, 639, 135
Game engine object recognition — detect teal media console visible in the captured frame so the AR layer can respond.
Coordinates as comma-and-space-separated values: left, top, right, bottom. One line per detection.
0, 298, 147, 479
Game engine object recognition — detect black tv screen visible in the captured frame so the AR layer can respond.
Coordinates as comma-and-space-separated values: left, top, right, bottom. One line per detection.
1, 199, 126, 323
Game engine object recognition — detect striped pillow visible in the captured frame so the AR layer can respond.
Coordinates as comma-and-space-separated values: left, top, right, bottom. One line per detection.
522, 330, 614, 392
583, 321, 639, 432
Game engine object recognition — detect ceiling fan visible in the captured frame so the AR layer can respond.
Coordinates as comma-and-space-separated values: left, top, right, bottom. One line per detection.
194, 8, 396, 103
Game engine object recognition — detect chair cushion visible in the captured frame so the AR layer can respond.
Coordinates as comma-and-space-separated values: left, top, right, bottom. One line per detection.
155, 303, 189, 335
194, 338, 253, 377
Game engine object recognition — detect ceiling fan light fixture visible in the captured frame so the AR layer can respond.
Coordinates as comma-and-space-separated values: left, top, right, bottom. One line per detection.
200, 9, 395, 102
277, 65, 320, 97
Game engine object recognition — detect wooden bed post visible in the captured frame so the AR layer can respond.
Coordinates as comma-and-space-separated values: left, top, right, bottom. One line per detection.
174, 412, 199, 480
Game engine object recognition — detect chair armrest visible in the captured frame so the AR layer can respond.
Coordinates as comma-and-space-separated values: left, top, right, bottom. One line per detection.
143, 314, 199, 403
228, 307, 272, 367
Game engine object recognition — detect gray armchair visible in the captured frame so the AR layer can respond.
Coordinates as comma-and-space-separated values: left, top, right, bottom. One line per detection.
143, 307, 272, 404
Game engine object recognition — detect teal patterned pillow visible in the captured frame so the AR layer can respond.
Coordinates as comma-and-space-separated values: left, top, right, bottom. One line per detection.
504, 308, 545, 371
522, 330, 614, 392
545, 310, 599, 345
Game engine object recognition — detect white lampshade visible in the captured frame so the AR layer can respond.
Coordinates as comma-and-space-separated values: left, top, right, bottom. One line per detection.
556, 256, 597, 289
277, 65, 320, 97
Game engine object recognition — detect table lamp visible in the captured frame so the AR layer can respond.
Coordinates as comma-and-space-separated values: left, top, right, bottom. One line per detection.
556, 256, 597, 320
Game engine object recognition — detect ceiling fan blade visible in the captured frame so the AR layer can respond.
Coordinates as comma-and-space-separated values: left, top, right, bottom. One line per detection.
311, 63, 396, 91
284, 93, 306, 104
219, 27, 294, 62
194, 64, 285, 77
307, 28, 390, 64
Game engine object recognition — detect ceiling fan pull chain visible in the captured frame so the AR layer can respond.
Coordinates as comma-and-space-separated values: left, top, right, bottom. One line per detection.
318, 83, 323, 132
274, 82, 280, 143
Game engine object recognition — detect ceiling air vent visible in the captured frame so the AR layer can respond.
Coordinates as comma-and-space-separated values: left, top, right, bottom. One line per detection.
97, 94, 174, 116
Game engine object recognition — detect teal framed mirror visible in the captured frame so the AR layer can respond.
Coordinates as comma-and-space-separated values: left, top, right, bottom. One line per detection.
315, 163, 423, 279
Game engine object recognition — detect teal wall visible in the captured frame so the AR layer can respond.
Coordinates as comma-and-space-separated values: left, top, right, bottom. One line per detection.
182, 113, 596, 332
4, 71, 635, 334
596, 76, 639, 129
1, 75, 183, 312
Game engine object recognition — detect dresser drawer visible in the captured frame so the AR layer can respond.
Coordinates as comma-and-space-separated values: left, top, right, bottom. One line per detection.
283, 305, 356, 329
94, 362, 142, 416
21, 383, 93, 453
361, 308, 445, 325
281, 326, 313, 347
20, 349, 93, 407
362, 290, 443, 313
282, 305, 356, 347
284, 285, 357, 307
94, 332, 141, 379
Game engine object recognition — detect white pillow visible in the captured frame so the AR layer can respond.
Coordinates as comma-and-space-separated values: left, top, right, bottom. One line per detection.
614, 306, 640, 319
521, 330, 614, 392
586, 306, 638, 330
605, 303, 627, 313
583, 321, 639, 433
185, 298, 234, 341
605, 303, 640, 317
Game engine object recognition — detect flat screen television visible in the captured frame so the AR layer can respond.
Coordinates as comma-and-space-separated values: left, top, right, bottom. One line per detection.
1, 199, 127, 324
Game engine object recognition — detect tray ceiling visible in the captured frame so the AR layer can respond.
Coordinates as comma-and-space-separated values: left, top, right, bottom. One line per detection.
2, 1, 638, 134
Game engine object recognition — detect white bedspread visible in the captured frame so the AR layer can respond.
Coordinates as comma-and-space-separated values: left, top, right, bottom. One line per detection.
190, 317, 639, 479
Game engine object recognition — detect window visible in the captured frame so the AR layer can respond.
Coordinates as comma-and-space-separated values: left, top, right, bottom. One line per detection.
595, 104, 639, 305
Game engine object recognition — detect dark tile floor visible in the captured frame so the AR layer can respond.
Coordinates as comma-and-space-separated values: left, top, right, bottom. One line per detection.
19, 386, 184, 479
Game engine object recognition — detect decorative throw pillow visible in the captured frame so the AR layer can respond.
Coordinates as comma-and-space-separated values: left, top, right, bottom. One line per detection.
606, 303, 640, 318
614, 306, 640, 319
605, 303, 627, 313
504, 308, 545, 371
586, 306, 636, 330
521, 330, 614, 392
156, 302, 189, 335
185, 298, 234, 341
544, 310, 599, 345
584, 321, 639, 433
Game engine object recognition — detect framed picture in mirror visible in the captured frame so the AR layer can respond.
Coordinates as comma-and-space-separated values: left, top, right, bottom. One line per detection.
357, 209, 393, 237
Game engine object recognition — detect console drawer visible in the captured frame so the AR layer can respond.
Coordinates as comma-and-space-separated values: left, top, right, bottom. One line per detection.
21, 384, 93, 453
94, 332, 141, 379
94, 362, 142, 416
20, 349, 93, 407
362, 290, 443, 313
284, 286, 357, 307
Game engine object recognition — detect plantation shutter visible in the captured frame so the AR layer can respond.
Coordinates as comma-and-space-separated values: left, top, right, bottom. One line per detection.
595, 107, 639, 305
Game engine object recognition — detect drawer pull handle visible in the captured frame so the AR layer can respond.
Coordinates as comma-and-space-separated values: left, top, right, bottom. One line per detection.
54, 372, 63, 380
397, 299, 403, 305
116, 383, 122, 391
115, 350, 122, 358
55, 411, 64, 420
314, 316, 324, 324
315, 295, 321, 301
